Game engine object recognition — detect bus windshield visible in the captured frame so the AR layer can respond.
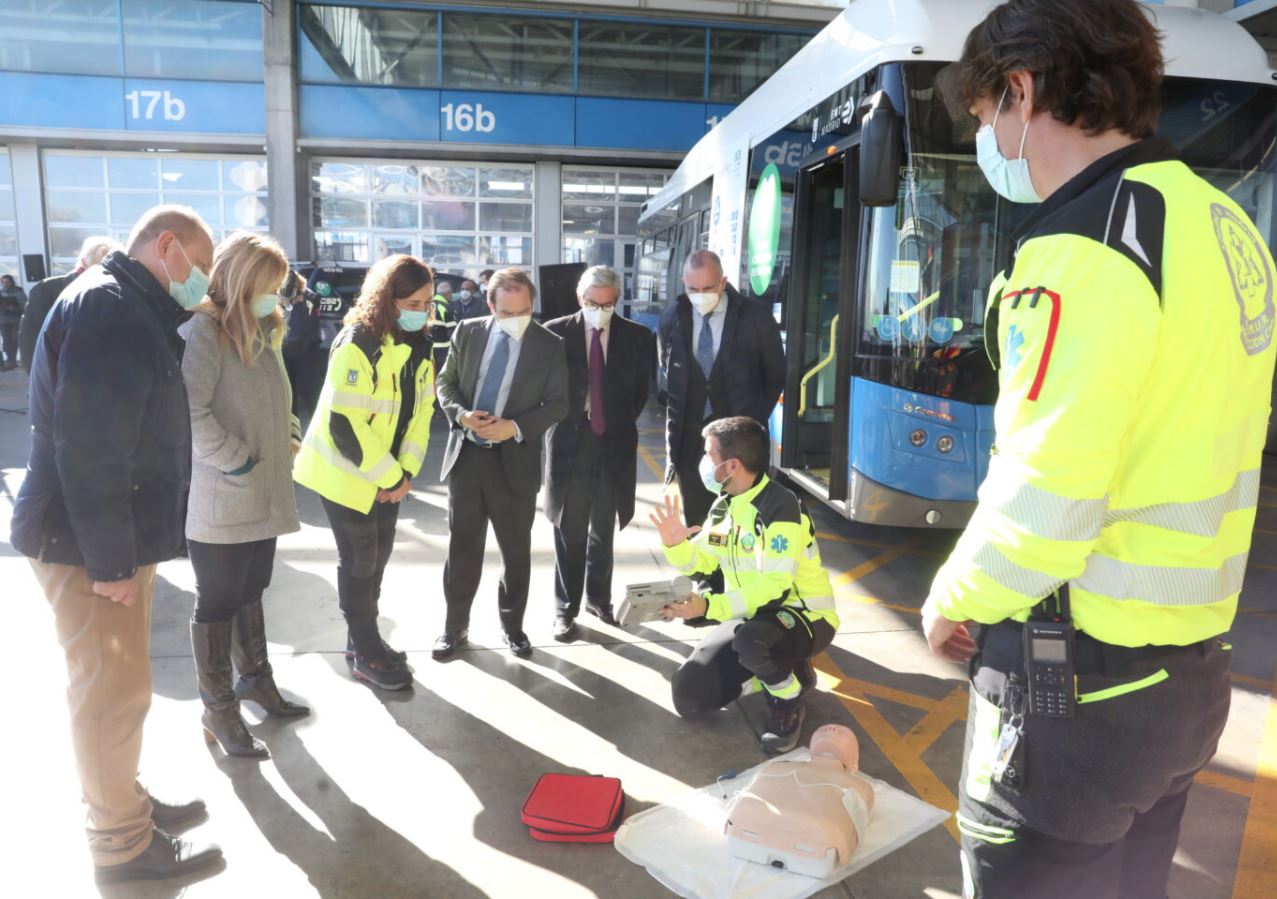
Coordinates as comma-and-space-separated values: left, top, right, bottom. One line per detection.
855, 62, 1277, 407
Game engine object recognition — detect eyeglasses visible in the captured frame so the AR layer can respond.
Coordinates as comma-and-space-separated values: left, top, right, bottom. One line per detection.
582, 301, 618, 311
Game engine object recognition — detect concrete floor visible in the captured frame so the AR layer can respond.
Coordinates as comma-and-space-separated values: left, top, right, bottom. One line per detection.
0, 364, 1273, 899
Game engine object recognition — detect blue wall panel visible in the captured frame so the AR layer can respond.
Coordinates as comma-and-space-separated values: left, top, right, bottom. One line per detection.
300, 84, 441, 142
575, 97, 707, 151
122, 80, 263, 134
0, 73, 126, 130
437, 91, 574, 145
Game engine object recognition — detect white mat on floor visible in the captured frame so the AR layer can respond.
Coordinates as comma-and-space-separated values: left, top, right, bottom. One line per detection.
614, 748, 950, 899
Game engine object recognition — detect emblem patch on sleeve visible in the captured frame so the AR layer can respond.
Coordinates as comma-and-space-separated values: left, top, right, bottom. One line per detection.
1211, 202, 1274, 355
346, 369, 359, 385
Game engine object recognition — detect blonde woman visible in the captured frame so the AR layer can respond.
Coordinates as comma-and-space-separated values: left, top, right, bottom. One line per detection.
294, 255, 435, 691
181, 232, 308, 760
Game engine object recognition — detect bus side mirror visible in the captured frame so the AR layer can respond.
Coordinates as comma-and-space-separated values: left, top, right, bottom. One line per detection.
859, 91, 902, 207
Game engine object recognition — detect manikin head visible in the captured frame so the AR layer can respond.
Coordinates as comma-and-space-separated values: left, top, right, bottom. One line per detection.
809, 724, 860, 771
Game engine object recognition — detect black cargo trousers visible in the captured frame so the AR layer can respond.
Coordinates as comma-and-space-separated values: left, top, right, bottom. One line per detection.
957, 621, 1231, 899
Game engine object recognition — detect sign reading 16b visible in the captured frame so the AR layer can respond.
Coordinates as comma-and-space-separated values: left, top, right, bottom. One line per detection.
125, 89, 186, 122
441, 103, 496, 133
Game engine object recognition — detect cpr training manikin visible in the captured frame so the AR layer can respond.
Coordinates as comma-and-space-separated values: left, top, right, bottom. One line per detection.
725, 724, 875, 878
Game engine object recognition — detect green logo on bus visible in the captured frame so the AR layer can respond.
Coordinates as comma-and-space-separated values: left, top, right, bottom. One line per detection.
748, 163, 783, 295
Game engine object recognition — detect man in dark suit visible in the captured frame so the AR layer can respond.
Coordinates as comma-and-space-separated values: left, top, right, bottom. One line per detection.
433, 268, 569, 659
659, 249, 785, 527
543, 265, 655, 641
18, 236, 118, 374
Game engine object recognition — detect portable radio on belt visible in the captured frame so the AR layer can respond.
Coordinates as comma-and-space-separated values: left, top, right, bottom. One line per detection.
1023, 586, 1076, 718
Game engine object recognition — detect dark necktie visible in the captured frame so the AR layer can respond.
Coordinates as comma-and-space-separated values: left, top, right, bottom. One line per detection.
696, 314, 715, 418
589, 327, 607, 436
475, 329, 509, 416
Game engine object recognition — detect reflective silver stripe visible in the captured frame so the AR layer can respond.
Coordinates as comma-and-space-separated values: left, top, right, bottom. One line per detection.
972, 544, 1065, 597
332, 390, 396, 415
765, 674, 801, 699
312, 438, 399, 484
1103, 469, 1260, 538
721, 590, 750, 619
759, 556, 797, 575
800, 594, 835, 612
981, 470, 1107, 542
399, 438, 427, 461
1076, 552, 1247, 606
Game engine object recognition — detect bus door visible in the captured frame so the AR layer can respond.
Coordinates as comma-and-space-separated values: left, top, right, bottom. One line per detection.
780, 150, 859, 508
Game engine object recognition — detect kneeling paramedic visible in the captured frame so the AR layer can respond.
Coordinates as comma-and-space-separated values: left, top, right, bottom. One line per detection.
922, 2, 1277, 897
650, 416, 838, 753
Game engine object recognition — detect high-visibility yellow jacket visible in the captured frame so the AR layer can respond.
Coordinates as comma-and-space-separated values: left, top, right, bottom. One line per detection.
664, 474, 839, 629
294, 323, 435, 513
432, 293, 456, 348
929, 140, 1277, 647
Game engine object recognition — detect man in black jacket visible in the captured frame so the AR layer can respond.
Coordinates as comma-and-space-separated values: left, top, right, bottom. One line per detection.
658, 250, 785, 526
543, 265, 654, 640
10, 206, 222, 885
17, 235, 118, 374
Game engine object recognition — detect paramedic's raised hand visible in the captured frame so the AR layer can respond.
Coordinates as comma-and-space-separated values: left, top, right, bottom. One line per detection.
921, 596, 977, 663
649, 494, 700, 547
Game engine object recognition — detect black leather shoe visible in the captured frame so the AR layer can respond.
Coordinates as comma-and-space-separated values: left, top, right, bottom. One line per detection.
552, 616, 576, 642
94, 829, 222, 884
432, 629, 468, 661
503, 630, 533, 658
584, 601, 618, 626
148, 793, 206, 833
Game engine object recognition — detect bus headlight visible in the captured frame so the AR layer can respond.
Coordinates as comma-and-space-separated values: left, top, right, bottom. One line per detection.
937, 435, 954, 453
909, 429, 927, 447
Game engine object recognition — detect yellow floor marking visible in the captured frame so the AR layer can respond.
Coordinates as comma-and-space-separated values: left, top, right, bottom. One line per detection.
1233, 660, 1277, 899
846, 592, 922, 615
836, 675, 943, 712
815, 653, 960, 842
1252, 527, 1277, 536
1195, 769, 1254, 799
1233, 672, 1274, 692
903, 685, 970, 755
636, 445, 663, 479
1250, 561, 1277, 572
832, 543, 918, 587
816, 530, 947, 558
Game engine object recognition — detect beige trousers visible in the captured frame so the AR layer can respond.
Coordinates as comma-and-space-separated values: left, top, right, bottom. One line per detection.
30, 560, 158, 867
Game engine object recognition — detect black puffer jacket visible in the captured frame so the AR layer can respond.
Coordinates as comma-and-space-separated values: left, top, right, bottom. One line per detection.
10, 251, 192, 581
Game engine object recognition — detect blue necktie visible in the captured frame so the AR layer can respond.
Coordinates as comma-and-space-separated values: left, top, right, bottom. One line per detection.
696, 314, 715, 418
475, 329, 509, 417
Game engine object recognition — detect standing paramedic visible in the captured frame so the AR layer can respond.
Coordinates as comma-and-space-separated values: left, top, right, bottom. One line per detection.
921, 2, 1277, 898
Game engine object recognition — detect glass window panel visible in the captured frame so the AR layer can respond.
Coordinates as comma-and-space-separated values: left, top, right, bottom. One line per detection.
420, 200, 475, 231
421, 166, 475, 198
480, 236, 532, 266
373, 164, 419, 196
563, 203, 615, 236
45, 155, 105, 189
479, 202, 532, 233
579, 22, 706, 100
0, 192, 16, 222
624, 242, 637, 268
122, 0, 263, 82
108, 192, 162, 226
376, 235, 414, 259
561, 170, 617, 202
163, 192, 221, 228
441, 13, 572, 94
320, 197, 368, 229
479, 168, 532, 199
0, 228, 19, 256
315, 230, 370, 264
226, 195, 269, 229
107, 157, 159, 190
373, 199, 418, 230
299, 4, 438, 87
160, 159, 219, 192
46, 190, 107, 224
617, 205, 641, 236
562, 237, 614, 267
0, 155, 12, 189
49, 227, 98, 257
708, 30, 808, 103
421, 235, 477, 269
618, 171, 667, 199
225, 159, 268, 193
0, 1, 122, 76
313, 162, 367, 195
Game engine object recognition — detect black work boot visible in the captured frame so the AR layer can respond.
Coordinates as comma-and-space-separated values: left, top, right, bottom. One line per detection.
191, 620, 269, 759
230, 600, 310, 718
344, 632, 408, 666
94, 830, 222, 885
346, 613, 412, 690
760, 691, 807, 754
146, 791, 206, 832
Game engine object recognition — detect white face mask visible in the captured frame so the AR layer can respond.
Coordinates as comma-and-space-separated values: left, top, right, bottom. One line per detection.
582, 305, 614, 330
689, 291, 721, 315
976, 86, 1041, 204
496, 314, 532, 341
458, 289, 473, 300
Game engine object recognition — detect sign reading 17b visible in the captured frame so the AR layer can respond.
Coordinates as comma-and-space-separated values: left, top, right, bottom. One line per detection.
125, 89, 186, 122
441, 103, 495, 134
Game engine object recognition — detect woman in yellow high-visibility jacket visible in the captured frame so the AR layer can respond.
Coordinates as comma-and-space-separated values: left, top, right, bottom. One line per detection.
294, 254, 435, 690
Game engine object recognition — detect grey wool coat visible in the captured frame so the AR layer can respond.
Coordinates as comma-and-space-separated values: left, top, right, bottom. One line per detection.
180, 312, 301, 544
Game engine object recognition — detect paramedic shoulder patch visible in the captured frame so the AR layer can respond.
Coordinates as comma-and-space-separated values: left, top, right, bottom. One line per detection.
775, 609, 797, 630
1211, 202, 1274, 355
346, 369, 359, 385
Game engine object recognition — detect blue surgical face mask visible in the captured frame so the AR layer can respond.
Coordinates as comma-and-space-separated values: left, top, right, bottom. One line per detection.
699, 455, 727, 494
398, 309, 429, 332
251, 294, 278, 318
976, 86, 1042, 204
160, 239, 210, 309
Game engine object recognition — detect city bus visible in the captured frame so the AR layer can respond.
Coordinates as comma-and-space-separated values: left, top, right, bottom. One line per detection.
636, 0, 1277, 527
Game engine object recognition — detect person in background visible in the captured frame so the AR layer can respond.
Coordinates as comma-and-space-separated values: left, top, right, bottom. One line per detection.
294, 255, 436, 691
453, 278, 485, 322
10, 205, 221, 884
543, 265, 654, 640
478, 269, 495, 299
281, 269, 324, 428
431, 279, 455, 375
181, 232, 310, 761
658, 250, 785, 528
0, 273, 27, 370
18, 236, 119, 374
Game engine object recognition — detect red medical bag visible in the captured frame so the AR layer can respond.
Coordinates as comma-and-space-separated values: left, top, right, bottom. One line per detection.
521, 773, 625, 843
